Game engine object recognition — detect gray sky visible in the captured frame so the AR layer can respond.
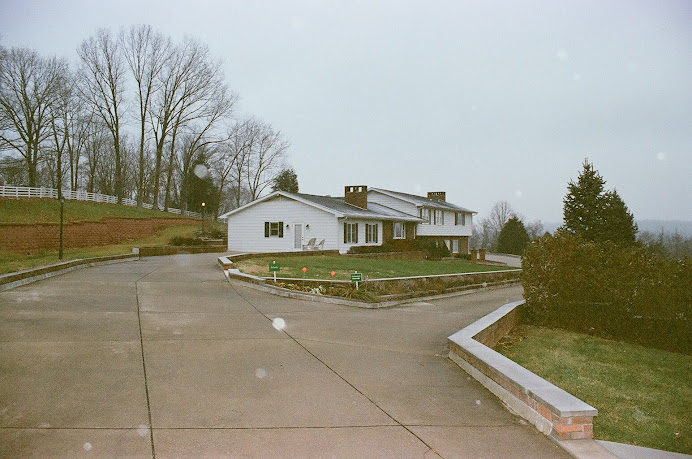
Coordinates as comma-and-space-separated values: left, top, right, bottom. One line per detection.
1, 0, 690, 223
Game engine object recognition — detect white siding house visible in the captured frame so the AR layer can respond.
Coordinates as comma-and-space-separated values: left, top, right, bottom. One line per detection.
220, 186, 474, 255
222, 194, 339, 253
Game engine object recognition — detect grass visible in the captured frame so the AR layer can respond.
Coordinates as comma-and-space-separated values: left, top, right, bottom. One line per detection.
0, 198, 195, 224
233, 255, 509, 281
495, 325, 692, 454
0, 225, 199, 274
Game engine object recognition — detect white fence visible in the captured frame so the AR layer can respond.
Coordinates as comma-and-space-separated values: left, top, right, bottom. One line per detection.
0, 185, 202, 218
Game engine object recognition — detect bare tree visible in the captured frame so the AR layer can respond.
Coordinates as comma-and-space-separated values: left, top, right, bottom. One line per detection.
65, 107, 96, 191
0, 47, 67, 186
525, 220, 545, 240
473, 200, 515, 250
47, 69, 75, 197
245, 121, 289, 200
121, 25, 171, 207
83, 120, 108, 193
149, 37, 229, 210
212, 118, 255, 211
77, 29, 127, 202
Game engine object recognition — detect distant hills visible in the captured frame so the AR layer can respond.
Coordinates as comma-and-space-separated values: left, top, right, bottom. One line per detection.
542, 220, 692, 237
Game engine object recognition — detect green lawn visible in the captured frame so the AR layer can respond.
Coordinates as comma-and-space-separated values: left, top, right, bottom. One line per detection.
0, 225, 199, 274
234, 255, 510, 281
495, 325, 692, 454
0, 198, 195, 224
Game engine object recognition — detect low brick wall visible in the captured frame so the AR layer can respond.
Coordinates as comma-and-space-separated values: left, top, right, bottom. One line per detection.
448, 301, 598, 441
0, 217, 199, 254
365, 270, 521, 295
344, 251, 427, 260
219, 253, 521, 303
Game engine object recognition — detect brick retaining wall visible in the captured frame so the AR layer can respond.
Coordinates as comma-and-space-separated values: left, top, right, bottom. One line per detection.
0, 218, 199, 254
448, 301, 598, 441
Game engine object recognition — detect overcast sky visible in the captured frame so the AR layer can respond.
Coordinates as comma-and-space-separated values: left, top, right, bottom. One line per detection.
1, 0, 690, 223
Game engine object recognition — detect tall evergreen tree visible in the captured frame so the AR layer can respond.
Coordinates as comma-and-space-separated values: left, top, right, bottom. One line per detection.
272, 167, 299, 193
562, 159, 637, 245
600, 189, 638, 245
496, 216, 530, 255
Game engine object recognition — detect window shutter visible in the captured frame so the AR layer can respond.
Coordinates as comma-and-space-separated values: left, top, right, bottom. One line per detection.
279, 222, 284, 238
354, 224, 358, 243
344, 223, 347, 243
264, 222, 269, 238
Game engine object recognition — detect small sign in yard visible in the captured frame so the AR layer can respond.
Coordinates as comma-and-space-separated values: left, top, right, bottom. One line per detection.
351, 271, 363, 290
269, 261, 280, 282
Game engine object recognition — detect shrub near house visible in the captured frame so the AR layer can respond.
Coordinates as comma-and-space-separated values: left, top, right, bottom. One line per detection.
522, 231, 691, 354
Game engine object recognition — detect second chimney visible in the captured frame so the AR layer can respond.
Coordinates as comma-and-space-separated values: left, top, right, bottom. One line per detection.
344, 185, 368, 209
428, 191, 446, 202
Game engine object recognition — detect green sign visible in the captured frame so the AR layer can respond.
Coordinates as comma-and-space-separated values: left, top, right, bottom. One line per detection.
351, 272, 363, 282
269, 262, 280, 272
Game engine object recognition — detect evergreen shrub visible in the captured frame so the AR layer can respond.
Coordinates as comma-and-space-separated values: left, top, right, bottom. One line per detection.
522, 231, 691, 354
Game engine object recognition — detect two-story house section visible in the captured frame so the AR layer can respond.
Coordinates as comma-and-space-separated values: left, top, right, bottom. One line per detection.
367, 188, 475, 255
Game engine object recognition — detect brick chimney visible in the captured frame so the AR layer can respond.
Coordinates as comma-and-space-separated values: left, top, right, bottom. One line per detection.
427, 191, 446, 202
344, 185, 368, 209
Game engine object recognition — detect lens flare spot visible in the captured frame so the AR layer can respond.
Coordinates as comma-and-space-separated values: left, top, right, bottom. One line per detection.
256, 368, 268, 379
272, 318, 286, 331
137, 425, 149, 437
193, 164, 208, 179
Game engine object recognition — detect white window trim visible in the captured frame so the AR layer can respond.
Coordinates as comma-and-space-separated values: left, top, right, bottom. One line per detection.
419, 207, 431, 224
344, 222, 358, 244
393, 222, 406, 239
365, 223, 378, 244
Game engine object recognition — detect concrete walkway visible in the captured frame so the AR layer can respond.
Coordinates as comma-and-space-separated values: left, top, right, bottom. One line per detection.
1, 253, 568, 458
484, 253, 522, 268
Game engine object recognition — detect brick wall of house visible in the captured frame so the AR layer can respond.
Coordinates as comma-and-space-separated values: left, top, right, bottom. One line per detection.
0, 218, 199, 254
416, 235, 470, 254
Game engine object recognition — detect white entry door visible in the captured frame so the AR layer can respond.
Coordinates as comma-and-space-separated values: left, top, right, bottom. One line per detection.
294, 224, 303, 249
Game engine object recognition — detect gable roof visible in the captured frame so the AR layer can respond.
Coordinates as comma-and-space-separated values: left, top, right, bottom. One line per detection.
219, 190, 423, 222
369, 188, 476, 214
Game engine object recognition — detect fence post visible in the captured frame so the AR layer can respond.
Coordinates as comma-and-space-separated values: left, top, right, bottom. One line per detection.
470, 249, 478, 264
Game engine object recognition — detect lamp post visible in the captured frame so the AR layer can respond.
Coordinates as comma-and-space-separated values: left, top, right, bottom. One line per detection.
59, 196, 65, 260
201, 202, 206, 233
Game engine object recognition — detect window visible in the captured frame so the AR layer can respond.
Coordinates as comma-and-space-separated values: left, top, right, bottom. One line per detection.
419, 208, 431, 224
451, 239, 459, 254
365, 223, 378, 243
344, 222, 358, 243
264, 221, 284, 238
434, 209, 444, 225
455, 212, 466, 226
393, 222, 406, 239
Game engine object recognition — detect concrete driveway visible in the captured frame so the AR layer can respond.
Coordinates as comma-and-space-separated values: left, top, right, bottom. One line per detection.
0, 253, 568, 458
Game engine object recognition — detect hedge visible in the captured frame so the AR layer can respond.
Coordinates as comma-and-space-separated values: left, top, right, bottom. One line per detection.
522, 232, 691, 354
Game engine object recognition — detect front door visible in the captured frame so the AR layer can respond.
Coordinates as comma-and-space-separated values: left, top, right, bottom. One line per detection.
294, 223, 303, 250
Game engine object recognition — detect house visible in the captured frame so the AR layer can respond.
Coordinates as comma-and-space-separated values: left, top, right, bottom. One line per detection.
219, 185, 475, 255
